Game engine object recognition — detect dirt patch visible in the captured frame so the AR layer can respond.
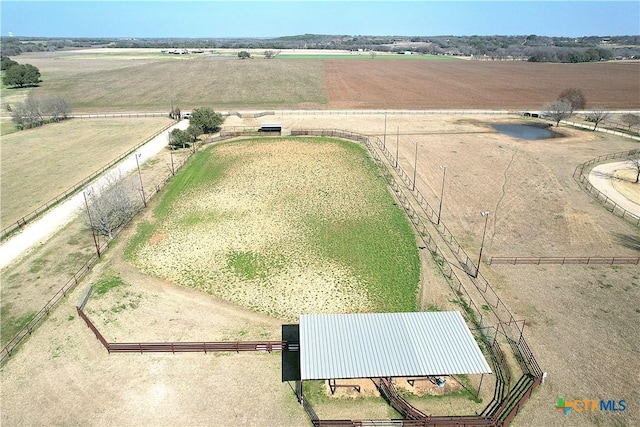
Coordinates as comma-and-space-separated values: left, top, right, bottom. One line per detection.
612, 168, 640, 205
3, 113, 639, 426
324, 60, 640, 109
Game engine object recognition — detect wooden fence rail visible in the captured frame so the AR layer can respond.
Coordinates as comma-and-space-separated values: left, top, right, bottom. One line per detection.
77, 306, 286, 354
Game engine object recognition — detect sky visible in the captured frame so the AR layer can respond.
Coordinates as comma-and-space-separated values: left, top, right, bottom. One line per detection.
1, 1, 638, 39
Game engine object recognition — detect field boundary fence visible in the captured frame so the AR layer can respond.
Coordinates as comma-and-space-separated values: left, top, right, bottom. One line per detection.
278, 109, 513, 116
563, 119, 640, 140
572, 149, 639, 226
490, 256, 639, 265
292, 129, 542, 426
1, 121, 177, 240
76, 305, 286, 353
71, 112, 168, 119
0, 145, 195, 365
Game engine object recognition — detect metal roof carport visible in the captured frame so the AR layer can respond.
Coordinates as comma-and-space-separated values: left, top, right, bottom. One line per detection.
299, 311, 492, 381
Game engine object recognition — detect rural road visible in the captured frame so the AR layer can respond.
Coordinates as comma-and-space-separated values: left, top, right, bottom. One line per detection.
589, 160, 640, 215
0, 119, 189, 270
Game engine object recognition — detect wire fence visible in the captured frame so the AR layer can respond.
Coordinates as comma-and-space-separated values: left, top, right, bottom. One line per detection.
0, 121, 177, 241
70, 112, 168, 119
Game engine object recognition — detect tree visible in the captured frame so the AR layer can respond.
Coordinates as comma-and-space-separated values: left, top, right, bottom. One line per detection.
187, 123, 204, 149
543, 99, 573, 126
620, 114, 640, 131
264, 50, 276, 59
631, 156, 640, 183
2, 63, 41, 87
189, 107, 224, 134
1, 55, 18, 71
585, 107, 610, 131
370, 50, 377, 59
84, 173, 142, 239
169, 128, 190, 149
558, 88, 586, 113
238, 50, 251, 59
11, 96, 70, 129
169, 105, 181, 120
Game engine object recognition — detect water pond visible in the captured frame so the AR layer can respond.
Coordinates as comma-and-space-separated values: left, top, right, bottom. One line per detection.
492, 123, 559, 140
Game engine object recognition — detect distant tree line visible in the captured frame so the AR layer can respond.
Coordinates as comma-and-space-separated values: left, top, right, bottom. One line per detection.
2, 34, 639, 63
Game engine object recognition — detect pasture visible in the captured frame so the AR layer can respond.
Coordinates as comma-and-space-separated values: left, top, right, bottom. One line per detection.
0, 117, 174, 228
0, 47, 639, 426
12, 49, 640, 111
1, 113, 638, 426
126, 137, 420, 320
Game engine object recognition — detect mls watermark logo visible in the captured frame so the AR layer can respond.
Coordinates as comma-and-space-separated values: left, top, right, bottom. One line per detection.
556, 397, 627, 415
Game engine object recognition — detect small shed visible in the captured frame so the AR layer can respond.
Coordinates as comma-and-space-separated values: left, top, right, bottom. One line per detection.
259, 123, 282, 133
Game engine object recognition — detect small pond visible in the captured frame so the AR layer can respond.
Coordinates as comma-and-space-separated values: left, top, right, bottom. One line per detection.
492, 124, 559, 140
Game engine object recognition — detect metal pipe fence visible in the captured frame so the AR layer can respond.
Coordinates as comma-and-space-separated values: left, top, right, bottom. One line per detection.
572, 149, 640, 226
490, 256, 639, 265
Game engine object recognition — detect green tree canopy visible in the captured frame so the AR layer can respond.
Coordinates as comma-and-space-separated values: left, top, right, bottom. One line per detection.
238, 50, 251, 59
189, 107, 224, 134
2, 63, 41, 88
1, 55, 18, 71
169, 128, 191, 149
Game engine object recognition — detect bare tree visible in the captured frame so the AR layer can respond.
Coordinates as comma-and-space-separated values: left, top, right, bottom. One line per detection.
84, 173, 142, 239
631, 156, 640, 183
543, 99, 573, 126
621, 113, 640, 131
370, 50, 377, 59
558, 88, 586, 113
264, 50, 277, 59
585, 107, 610, 131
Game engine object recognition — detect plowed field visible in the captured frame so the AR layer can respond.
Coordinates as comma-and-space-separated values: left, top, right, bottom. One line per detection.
324, 60, 640, 109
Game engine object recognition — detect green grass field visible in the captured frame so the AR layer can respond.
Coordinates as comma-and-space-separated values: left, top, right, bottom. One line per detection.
126, 137, 420, 320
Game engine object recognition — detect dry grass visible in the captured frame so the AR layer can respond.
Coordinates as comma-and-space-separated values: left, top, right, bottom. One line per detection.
0, 117, 173, 227
13, 50, 640, 112
19, 51, 326, 111
2, 113, 639, 427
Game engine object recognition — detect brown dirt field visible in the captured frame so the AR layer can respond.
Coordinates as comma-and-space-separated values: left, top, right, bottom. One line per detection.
324, 60, 640, 109
12, 50, 640, 111
2, 113, 639, 426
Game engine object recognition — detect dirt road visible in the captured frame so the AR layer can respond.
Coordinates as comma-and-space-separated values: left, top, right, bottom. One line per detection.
0, 120, 189, 270
589, 160, 640, 215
